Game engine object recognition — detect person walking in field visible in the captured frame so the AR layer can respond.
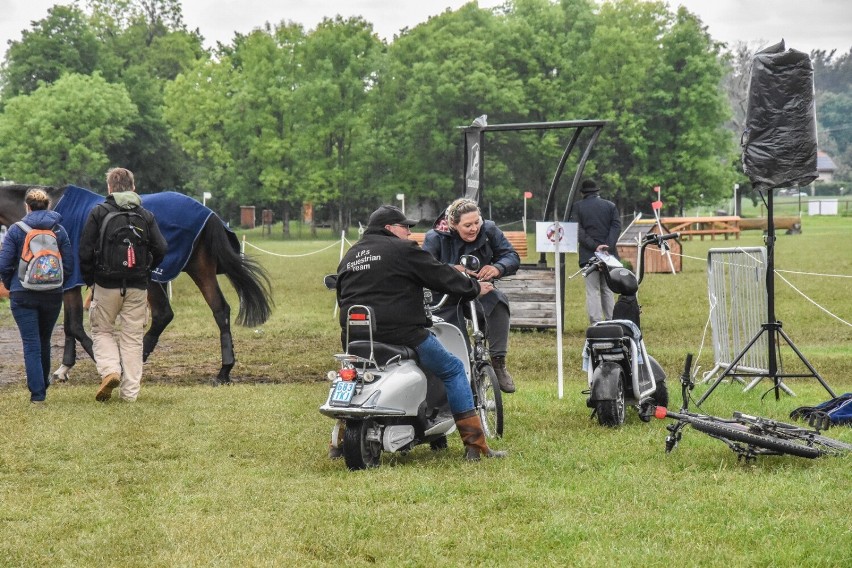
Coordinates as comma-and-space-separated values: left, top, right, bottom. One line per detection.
571, 179, 621, 324
0, 188, 74, 405
78, 168, 167, 402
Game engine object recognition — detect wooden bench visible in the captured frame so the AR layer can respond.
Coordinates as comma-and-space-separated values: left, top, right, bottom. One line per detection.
409, 230, 529, 260
738, 216, 802, 234
642, 216, 741, 241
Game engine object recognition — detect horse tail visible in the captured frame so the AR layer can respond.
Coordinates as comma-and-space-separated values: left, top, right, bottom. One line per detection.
203, 218, 273, 327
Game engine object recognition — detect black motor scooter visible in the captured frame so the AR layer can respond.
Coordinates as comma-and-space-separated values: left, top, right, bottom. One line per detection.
581, 232, 679, 426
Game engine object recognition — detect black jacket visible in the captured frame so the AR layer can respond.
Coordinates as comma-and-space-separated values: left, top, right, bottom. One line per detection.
79, 193, 167, 289
336, 227, 481, 347
571, 193, 621, 267
421, 220, 519, 315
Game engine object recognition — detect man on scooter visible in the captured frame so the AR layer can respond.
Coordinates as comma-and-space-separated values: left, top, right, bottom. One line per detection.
333, 204, 507, 461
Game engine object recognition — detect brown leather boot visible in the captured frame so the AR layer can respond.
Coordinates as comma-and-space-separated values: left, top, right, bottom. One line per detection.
491, 356, 516, 393
95, 372, 120, 402
454, 410, 507, 461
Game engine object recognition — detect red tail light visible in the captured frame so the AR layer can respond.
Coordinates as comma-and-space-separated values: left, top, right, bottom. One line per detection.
339, 368, 357, 381
349, 313, 367, 321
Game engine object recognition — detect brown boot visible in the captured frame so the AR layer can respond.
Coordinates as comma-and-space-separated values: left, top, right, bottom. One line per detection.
95, 373, 120, 402
492, 357, 516, 393
454, 410, 507, 461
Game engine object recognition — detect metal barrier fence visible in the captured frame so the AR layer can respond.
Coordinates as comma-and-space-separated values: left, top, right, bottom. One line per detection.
703, 247, 769, 385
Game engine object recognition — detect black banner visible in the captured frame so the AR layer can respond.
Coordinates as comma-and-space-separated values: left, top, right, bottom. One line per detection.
464, 129, 483, 202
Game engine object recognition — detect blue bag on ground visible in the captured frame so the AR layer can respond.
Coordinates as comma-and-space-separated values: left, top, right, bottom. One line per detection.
790, 393, 852, 429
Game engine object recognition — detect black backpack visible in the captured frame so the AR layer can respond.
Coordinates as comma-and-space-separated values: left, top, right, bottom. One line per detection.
95, 205, 153, 282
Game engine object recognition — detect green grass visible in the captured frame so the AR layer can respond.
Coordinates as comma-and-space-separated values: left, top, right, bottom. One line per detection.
1, 216, 851, 566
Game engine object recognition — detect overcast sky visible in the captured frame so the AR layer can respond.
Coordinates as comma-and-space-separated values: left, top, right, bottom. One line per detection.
1, 0, 850, 61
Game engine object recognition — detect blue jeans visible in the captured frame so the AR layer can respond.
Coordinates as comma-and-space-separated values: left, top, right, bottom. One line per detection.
414, 333, 474, 414
10, 294, 63, 401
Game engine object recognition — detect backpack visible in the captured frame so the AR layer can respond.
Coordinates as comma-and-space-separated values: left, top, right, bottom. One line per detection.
15, 221, 64, 291
790, 393, 852, 430
95, 206, 153, 282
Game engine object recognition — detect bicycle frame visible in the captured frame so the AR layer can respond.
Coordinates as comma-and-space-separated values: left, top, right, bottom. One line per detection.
639, 354, 852, 461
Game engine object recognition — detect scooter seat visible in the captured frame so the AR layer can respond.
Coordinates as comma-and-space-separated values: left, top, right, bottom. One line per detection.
347, 340, 418, 367
586, 320, 642, 341
586, 324, 627, 340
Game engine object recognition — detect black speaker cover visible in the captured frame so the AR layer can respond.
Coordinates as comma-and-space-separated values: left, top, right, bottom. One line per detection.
741, 40, 818, 191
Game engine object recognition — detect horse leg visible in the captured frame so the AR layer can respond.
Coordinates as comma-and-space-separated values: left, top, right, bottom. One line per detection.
54, 287, 93, 383
185, 262, 234, 385
143, 282, 174, 363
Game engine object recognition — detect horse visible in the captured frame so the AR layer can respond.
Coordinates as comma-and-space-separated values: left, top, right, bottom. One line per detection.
0, 184, 272, 385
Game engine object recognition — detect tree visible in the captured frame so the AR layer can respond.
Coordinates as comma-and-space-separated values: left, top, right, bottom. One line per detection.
567, 0, 733, 215
164, 24, 308, 223
0, 73, 137, 186
290, 16, 385, 232
0, 5, 102, 101
373, 3, 526, 217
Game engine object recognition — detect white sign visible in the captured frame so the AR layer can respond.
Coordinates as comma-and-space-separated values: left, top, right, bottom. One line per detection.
808, 199, 838, 216
535, 221, 577, 253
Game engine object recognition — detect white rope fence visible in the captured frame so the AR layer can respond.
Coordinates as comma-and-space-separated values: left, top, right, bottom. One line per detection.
242, 236, 342, 258
238, 230, 852, 359
662, 248, 852, 328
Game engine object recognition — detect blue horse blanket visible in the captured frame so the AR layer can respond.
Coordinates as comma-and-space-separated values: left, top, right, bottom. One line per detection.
55, 185, 228, 287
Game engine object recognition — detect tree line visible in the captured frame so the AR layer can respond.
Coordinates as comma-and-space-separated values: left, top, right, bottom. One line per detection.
1, 0, 849, 231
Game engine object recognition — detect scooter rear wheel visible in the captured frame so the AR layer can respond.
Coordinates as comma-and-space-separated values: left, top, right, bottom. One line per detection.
343, 419, 382, 470
594, 366, 626, 427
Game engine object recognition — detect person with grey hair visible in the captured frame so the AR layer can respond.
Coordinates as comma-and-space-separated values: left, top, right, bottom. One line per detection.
570, 179, 621, 324
422, 198, 521, 393
0, 188, 73, 404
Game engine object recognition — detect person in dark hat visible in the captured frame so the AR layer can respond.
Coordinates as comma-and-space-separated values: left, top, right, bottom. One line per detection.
329, 204, 507, 462
571, 180, 621, 324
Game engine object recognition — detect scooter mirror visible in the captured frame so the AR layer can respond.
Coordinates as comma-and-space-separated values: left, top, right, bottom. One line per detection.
323, 274, 338, 290
460, 255, 480, 272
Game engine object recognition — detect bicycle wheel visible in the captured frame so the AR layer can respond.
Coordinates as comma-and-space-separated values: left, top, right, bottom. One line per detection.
767, 423, 852, 454
473, 363, 503, 438
690, 418, 823, 458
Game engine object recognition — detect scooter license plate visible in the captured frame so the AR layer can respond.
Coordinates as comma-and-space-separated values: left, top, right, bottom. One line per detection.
330, 381, 356, 406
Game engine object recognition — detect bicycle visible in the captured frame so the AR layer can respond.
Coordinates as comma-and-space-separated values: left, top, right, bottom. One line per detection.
429, 255, 504, 438
638, 354, 852, 462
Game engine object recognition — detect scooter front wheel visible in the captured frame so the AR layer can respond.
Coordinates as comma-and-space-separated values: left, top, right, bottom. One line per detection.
343, 419, 382, 470
473, 364, 504, 438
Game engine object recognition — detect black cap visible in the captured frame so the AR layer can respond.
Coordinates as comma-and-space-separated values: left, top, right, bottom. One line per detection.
580, 179, 598, 194
367, 205, 419, 228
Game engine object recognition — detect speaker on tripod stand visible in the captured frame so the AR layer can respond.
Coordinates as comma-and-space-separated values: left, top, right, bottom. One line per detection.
697, 40, 836, 406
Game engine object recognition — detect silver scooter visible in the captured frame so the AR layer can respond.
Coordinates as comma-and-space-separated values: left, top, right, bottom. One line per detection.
320, 257, 501, 470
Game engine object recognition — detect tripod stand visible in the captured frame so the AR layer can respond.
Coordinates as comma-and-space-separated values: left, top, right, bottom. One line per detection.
696, 187, 836, 406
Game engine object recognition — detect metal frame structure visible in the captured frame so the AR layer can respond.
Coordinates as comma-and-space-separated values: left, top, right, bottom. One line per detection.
458, 119, 608, 398
697, 190, 836, 405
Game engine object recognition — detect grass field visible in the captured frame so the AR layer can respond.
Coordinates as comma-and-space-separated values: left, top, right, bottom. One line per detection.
1, 214, 850, 566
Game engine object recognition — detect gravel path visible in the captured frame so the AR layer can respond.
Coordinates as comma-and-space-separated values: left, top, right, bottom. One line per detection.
0, 313, 69, 387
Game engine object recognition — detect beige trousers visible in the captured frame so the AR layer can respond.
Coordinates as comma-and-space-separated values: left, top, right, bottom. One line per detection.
89, 286, 147, 401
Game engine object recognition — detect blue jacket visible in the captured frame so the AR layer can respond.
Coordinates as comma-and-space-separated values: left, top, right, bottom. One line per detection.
0, 210, 74, 295
422, 220, 520, 314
